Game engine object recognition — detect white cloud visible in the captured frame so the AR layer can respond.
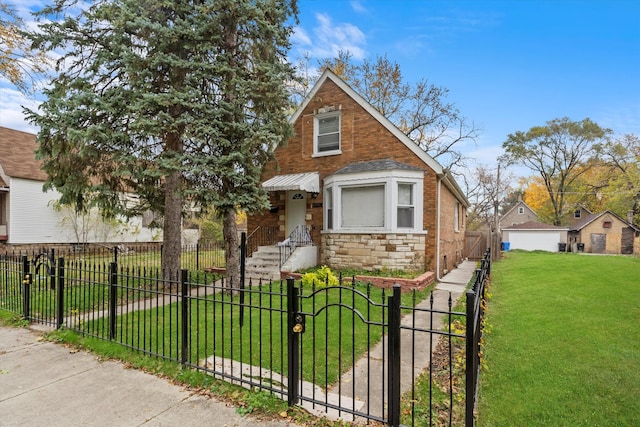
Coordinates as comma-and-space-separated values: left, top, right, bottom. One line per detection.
0, 86, 40, 132
597, 103, 640, 137
291, 26, 312, 47
350, 0, 368, 15
293, 13, 366, 61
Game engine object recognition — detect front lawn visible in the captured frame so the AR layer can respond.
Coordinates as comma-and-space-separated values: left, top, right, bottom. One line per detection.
477, 251, 640, 426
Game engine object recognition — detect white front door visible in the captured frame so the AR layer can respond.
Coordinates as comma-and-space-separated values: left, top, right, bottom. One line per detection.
286, 191, 307, 237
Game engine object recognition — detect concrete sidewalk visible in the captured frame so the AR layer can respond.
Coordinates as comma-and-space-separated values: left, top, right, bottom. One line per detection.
0, 326, 298, 427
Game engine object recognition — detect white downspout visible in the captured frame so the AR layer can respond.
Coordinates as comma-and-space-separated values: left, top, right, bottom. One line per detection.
436, 176, 442, 281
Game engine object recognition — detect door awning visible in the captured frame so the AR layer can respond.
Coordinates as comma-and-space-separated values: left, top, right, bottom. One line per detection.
262, 172, 320, 193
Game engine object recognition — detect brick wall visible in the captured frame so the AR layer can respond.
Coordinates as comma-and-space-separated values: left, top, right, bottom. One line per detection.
437, 187, 467, 273
580, 213, 637, 254
248, 77, 467, 275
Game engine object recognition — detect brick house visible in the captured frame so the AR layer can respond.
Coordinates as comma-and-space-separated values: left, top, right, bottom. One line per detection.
247, 70, 469, 277
568, 210, 640, 254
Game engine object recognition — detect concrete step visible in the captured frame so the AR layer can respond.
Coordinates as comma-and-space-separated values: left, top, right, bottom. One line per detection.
246, 245, 281, 281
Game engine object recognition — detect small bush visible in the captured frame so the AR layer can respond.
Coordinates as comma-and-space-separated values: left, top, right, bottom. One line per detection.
301, 265, 339, 288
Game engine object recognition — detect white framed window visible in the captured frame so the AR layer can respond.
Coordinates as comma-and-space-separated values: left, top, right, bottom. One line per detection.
314, 112, 341, 155
397, 183, 414, 228
342, 185, 385, 227
325, 187, 333, 230
323, 169, 423, 233
518, 206, 524, 214
454, 201, 460, 232
574, 210, 581, 218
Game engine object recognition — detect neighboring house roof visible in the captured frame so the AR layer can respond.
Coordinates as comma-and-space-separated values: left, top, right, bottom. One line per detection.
570, 210, 640, 232
574, 204, 593, 215
500, 200, 538, 221
0, 126, 47, 182
292, 69, 469, 208
502, 220, 568, 231
334, 159, 423, 175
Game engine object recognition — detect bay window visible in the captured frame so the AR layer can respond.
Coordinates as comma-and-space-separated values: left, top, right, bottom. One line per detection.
324, 168, 423, 232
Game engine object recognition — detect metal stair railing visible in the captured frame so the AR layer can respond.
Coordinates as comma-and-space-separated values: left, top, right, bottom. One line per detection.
246, 226, 279, 258
277, 225, 313, 268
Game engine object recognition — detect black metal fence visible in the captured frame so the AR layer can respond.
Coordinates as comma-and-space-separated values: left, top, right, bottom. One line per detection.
0, 242, 224, 275
0, 244, 490, 426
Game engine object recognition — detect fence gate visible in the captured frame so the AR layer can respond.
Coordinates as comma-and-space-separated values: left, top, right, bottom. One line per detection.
286, 278, 402, 425
0, 252, 61, 327
465, 231, 488, 260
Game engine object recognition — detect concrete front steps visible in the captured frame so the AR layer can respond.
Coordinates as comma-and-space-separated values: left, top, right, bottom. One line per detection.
245, 245, 281, 282
245, 245, 319, 283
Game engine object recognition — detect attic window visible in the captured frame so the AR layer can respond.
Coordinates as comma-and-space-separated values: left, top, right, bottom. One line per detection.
518, 207, 524, 214
574, 210, 581, 218
314, 111, 341, 156
603, 221, 612, 228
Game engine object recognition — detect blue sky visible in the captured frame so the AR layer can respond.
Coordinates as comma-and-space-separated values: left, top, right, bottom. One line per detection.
2, 0, 639, 176
291, 0, 640, 172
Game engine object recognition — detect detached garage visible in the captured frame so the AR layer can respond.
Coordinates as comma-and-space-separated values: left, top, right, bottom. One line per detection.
502, 221, 569, 252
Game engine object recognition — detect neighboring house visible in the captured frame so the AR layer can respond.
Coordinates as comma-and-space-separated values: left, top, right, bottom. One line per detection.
568, 210, 640, 255
0, 126, 160, 244
567, 205, 593, 229
499, 199, 538, 229
248, 70, 469, 277
501, 220, 569, 252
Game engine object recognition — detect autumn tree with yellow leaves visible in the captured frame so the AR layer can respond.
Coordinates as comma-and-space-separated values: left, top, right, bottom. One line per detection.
0, 2, 49, 93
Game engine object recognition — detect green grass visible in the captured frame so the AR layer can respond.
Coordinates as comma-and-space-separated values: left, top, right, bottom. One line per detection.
400, 267, 474, 426
0, 266, 212, 319
477, 251, 640, 426
84, 281, 432, 386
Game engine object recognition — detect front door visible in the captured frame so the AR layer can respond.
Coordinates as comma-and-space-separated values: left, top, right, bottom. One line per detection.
286, 191, 306, 237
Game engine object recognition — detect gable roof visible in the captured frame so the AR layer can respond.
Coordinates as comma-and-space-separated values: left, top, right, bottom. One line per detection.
502, 220, 568, 231
0, 126, 47, 183
570, 210, 640, 232
292, 69, 469, 207
295, 70, 446, 174
500, 200, 538, 220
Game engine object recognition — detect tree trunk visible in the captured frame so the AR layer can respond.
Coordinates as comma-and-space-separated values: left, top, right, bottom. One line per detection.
222, 208, 240, 292
162, 169, 182, 283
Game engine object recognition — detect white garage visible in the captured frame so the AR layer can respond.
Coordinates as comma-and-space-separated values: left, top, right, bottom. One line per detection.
502, 221, 569, 252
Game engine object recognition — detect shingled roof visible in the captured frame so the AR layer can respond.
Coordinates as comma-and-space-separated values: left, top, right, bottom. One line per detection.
502, 220, 568, 230
0, 126, 47, 183
334, 159, 424, 175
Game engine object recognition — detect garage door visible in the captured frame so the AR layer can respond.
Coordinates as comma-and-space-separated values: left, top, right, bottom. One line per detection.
509, 231, 563, 252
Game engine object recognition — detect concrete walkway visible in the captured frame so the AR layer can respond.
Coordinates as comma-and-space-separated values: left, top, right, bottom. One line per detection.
0, 326, 299, 427
317, 260, 477, 422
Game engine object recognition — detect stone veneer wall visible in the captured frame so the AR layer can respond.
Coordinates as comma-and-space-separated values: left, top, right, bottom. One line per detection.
321, 232, 427, 272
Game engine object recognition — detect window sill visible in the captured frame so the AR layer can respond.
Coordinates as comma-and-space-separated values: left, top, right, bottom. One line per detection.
312, 150, 342, 158
322, 229, 428, 235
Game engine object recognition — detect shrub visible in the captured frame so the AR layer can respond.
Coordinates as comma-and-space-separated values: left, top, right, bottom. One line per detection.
301, 265, 339, 288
